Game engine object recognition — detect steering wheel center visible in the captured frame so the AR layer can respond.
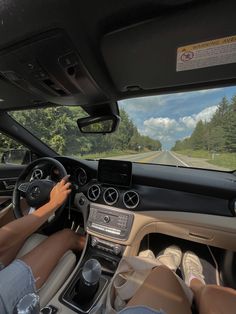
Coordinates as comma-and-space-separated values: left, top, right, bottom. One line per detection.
26, 179, 55, 208
30, 186, 41, 199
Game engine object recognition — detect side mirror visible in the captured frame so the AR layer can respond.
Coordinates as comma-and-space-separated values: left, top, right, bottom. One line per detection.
77, 115, 120, 134
1, 149, 31, 165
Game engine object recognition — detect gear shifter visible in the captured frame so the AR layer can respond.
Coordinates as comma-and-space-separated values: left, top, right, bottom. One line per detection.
76, 259, 102, 303
61, 257, 109, 312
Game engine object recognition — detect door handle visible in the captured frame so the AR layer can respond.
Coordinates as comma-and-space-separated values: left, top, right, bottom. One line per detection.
2, 180, 15, 190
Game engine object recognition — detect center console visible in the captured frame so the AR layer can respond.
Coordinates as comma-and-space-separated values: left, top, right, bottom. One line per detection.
87, 203, 134, 241
60, 234, 124, 313
60, 160, 134, 313
87, 159, 134, 241
60, 201, 131, 313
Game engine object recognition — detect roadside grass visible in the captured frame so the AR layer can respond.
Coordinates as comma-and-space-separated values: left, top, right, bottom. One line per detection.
73, 150, 139, 160
209, 153, 236, 170
174, 149, 211, 159
174, 149, 236, 170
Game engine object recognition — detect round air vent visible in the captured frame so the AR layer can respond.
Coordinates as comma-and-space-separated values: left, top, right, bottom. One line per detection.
31, 168, 43, 180
76, 167, 87, 186
123, 190, 140, 209
87, 184, 101, 201
103, 187, 119, 205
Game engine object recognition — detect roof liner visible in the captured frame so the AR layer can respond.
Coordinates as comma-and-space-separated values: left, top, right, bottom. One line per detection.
0, 0, 233, 111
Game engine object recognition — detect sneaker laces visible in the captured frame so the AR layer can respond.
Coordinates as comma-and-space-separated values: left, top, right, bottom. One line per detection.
187, 259, 205, 281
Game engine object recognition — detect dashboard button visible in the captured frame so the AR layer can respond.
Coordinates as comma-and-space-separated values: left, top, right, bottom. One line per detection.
103, 215, 110, 223
79, 197, 85, 206
113, 244, 122, 255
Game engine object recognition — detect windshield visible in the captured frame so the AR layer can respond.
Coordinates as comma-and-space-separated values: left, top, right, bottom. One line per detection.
11, 86, 236, 171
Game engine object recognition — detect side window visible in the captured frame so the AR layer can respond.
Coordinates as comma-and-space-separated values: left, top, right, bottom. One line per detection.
0, 133, 30, 165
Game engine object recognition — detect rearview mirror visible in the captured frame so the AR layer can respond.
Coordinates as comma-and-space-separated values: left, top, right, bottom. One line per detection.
77, 115, 120, 134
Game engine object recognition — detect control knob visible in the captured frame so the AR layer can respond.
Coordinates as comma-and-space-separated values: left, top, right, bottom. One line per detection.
91, 237, 98, 247
113, 244, 122, 255
103, 215, 110, 223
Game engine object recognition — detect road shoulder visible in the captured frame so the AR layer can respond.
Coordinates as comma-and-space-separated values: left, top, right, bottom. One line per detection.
171, 152, 229, 171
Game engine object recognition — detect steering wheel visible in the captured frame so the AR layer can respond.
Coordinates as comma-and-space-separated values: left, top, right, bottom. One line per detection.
13, 157, 67, 225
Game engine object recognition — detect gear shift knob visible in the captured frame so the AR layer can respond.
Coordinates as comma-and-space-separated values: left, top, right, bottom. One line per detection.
76, 259, 102, 304
82, 259, 102, 286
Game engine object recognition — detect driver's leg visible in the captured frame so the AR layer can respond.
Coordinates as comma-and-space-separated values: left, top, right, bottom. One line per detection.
19, 229, 85, 289
0, 239, 27, 266
0, 178, 71, 267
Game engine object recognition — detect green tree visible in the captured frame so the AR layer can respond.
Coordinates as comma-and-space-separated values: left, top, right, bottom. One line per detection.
224, 102, 236, 152
171, 94, 236, 153
10, 106, 162, 156
190, 121, 208, 150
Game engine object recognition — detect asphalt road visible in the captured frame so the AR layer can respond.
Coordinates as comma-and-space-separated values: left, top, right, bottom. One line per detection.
111, 151, 189, 166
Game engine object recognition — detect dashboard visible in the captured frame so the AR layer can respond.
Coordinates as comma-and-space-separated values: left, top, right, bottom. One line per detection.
28, 156, 236, 251
47, 156, 236, 218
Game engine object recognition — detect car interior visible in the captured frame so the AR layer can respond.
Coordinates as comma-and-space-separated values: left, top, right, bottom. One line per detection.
0, 0, 236, 313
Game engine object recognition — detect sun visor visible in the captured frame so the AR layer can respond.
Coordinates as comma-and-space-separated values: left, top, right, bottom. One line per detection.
101, 1, 236, 93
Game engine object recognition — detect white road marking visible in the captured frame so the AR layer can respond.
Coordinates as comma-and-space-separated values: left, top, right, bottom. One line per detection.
168, 151, 189, 167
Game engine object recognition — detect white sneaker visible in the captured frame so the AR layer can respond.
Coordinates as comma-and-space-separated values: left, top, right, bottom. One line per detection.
138, 249, 155, 260
157, 245, 182, 271
183, 251, 205, 286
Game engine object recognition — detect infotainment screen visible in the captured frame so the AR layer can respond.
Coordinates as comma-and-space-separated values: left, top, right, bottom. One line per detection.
98, 159, 132, 187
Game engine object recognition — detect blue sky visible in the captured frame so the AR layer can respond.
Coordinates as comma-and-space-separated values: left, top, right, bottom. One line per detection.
118, 86, 236, 150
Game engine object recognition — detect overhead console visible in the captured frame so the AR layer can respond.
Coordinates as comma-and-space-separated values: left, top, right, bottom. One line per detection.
0, 30, 107, 106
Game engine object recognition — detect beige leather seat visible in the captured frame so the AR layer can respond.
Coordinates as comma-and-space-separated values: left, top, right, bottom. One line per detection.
17, 233, 76, 307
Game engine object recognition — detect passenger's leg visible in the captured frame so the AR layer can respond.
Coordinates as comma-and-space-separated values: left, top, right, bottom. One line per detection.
183, 250, 236, 314
19, 229, 85, 289
127, 265, 192, 314
190, 279, 236, 314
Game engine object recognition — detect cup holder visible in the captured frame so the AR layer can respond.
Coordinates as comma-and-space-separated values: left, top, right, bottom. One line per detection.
60, 268, 108, 313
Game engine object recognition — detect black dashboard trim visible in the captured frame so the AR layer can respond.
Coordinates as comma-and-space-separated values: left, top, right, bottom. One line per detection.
56, 156, 236, 217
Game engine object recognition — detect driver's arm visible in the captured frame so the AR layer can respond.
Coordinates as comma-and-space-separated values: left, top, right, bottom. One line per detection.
0, 178, 71, 266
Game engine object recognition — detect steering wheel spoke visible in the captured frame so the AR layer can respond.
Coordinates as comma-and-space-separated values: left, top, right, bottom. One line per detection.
18, 182, 30, 193
48, 213, 56, 223
28, 207, 36, 214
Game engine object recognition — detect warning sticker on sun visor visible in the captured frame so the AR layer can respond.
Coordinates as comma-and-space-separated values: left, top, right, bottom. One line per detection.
177, 35, 236, 72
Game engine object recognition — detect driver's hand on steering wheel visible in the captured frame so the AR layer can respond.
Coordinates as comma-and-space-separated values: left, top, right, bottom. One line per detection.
48, 175, 71, 212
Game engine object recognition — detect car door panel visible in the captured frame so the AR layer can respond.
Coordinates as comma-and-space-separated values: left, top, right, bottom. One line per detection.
0, 196, 14, 227
0, 164, 25, 196
0, 164, 25, 225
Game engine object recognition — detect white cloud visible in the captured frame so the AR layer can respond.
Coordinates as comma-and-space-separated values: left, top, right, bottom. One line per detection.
195, 105, 218, 121
119, 88, 223, 113
180, 116, 196, 129
180, 105, 218, 129
143, 117, 177, 129
141, 105, 218, 147
141, 117, 178, 146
